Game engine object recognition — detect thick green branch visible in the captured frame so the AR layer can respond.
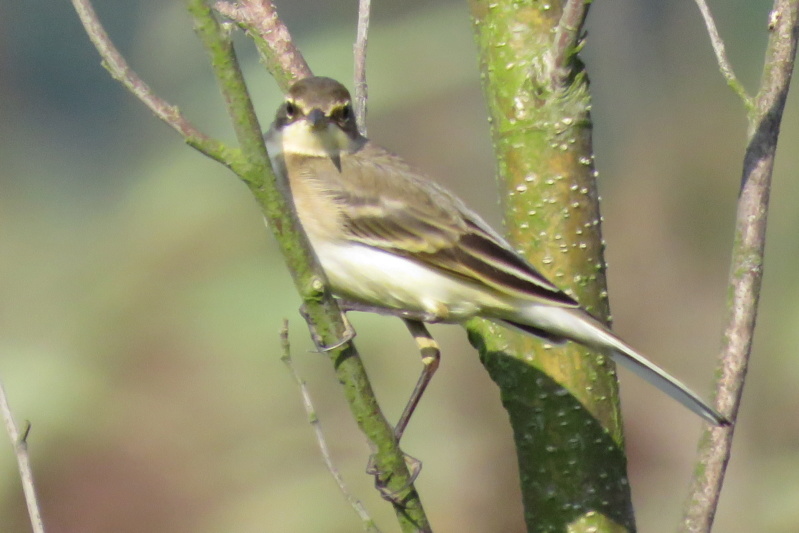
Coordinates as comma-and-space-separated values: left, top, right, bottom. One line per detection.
184, 2, 430, 530
469, 1, 632, 531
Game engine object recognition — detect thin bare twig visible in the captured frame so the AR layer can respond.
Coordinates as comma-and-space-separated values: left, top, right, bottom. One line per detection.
551, 0, 591, 86
70, 0, 237, 169
214, 0, 312, 92
279, 321, 381, 533
1, 381, 45, 533
692, 0, 754, 107
681, 2, 799, 531
353, 0, 371, 135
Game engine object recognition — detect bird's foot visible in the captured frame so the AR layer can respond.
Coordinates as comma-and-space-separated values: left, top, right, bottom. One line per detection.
366, 452, 423, 503
298, 304, 356, 352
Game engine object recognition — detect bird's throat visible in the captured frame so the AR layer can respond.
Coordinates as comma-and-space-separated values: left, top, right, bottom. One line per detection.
276, 121, 353, 167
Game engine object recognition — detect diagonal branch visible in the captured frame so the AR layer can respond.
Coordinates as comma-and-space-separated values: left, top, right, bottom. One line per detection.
71, 0, 239, 169
1, 381, 45, 533
214, 0, 312, 92
185, 3, 429, 529
186, 3, 429, 529
681, 2, 799, 531
279, 321, 381, 533
71, 0, 430, 529
692, 0, 754, 108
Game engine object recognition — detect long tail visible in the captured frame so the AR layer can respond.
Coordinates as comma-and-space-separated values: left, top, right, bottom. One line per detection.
503, 306, 730, 426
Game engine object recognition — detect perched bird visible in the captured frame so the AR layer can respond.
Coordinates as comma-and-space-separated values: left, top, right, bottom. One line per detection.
265, 76, 729, 430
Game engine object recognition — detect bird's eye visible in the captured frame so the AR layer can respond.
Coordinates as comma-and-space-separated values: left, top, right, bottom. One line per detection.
285, 101, 297, 118
339, 104, 352, 121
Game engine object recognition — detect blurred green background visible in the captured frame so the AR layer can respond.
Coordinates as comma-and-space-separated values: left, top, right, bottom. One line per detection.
1, 1, 797, 531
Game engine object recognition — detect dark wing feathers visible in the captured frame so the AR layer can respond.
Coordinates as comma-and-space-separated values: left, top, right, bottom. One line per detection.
445, 231, 579, 307
333, 147, 579, 308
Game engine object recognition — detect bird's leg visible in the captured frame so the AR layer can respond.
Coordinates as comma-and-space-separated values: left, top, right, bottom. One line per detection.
394, 319, 441, 441
366, 319, 438, 498
298, 304, 356, 352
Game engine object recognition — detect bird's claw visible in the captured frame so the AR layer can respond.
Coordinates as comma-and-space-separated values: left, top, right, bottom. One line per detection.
366, 452, 422, 502
299, 304, 356, 352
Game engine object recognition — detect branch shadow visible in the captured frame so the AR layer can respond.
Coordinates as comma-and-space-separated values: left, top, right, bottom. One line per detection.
475, 343, 635, 532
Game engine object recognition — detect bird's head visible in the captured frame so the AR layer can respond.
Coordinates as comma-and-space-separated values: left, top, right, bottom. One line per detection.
272, 77, 362, 168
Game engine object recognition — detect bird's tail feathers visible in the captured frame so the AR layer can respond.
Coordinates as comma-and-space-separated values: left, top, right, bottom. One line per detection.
504, 306, 730, 426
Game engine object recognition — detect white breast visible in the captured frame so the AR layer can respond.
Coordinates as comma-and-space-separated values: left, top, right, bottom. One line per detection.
313, 239, 511, 322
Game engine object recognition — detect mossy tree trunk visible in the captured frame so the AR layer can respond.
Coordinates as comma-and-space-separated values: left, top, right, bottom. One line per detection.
467, 1, 635, 531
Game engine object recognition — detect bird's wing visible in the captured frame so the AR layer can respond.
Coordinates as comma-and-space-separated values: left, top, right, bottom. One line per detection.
333, 147, 579, 308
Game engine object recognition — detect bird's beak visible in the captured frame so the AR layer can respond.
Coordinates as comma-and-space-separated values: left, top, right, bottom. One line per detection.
305, 108, 342, 172
307, 108, 327, 131
329, 151, 342, 172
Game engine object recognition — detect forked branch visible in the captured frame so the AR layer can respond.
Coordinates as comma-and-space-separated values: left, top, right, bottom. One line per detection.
681, 2, 799, 531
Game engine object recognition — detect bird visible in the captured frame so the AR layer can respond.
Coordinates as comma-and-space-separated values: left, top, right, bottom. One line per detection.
264, 75, 730, 432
